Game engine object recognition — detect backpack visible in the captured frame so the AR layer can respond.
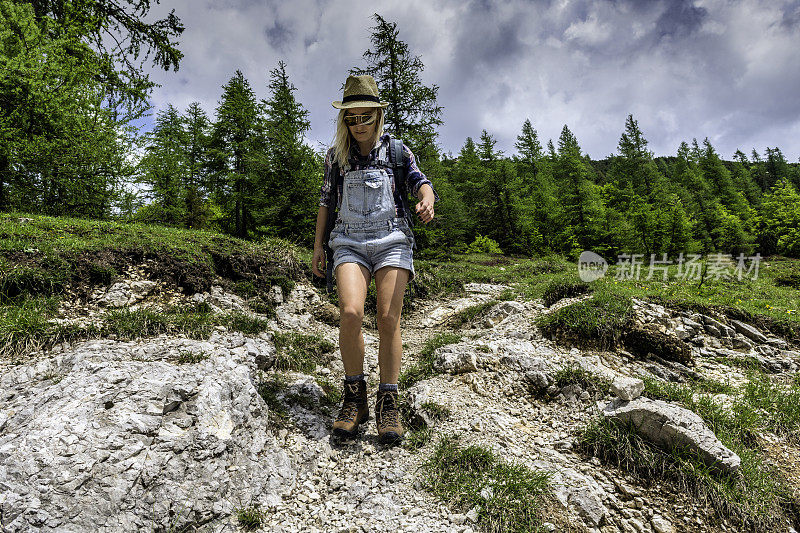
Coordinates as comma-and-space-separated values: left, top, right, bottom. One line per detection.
323, 137, 414, 293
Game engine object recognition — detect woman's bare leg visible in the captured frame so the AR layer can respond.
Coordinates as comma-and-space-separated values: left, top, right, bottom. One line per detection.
373, 266, 410, 384
335, 262, 372, 376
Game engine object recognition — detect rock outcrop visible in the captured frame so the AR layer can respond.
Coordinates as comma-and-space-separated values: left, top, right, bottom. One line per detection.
601, 397, 741, 475
0, 334, 292, 532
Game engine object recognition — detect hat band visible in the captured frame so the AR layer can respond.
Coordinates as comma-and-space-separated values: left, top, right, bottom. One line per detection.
342, 94, 380, 104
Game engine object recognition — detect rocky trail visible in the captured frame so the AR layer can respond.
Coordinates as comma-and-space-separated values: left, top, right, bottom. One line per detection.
1, 274, 799, 532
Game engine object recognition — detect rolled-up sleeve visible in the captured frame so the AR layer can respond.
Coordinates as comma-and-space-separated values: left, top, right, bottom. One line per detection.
319, 147, 335, 207
403, 143, 440, 202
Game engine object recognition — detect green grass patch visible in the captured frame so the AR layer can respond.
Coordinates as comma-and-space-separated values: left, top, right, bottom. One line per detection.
176, 350, 209, 364
421, 401, 452, 421
741, 373, 800, 439
403, 427, 433, 452
552, 363, 611, 395
447, 300, 497, 328
536, 288, 634, 350
0, 296, 98, 359
541, 277, 591, 307
589, 373, 800, 529
399, 332, 462, 389
422, 435, 552, 533
578, 416, 796, 531
256, 372, 289, 423
594, 257, 800, 341
315, 375, 342, 406
219, 312, 270, 335
235, 505, 265, 531
0, 212, 302, 300
497, 288, 516, 301
410, 253, 571, 301
271, 332, 335, 373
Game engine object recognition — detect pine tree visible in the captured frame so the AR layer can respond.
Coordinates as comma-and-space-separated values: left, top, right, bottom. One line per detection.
552, 125, 605, 254
350, 13, 443, 163
259, 60, 319, 245
137, 105, 187, 226
764, 147, 791, 190
208, 70, 265, 239
731, 149, 761, 207
182, 102, 212, 228
514, 119, 555, 253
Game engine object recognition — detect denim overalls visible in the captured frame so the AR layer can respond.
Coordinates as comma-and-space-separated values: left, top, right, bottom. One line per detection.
328, 151, 416, 281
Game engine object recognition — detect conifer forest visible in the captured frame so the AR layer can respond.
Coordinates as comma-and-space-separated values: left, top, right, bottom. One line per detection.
2, 3, 799, 260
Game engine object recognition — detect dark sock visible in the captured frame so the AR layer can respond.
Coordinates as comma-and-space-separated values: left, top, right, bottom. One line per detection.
379, 383, 398, 393
345, 373, 365, 383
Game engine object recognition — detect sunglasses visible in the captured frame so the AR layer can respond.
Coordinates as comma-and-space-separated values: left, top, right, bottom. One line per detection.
344, 112, 376, 127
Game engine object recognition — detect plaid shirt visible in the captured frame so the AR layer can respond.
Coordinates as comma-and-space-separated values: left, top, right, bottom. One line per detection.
319, 134, 439, 218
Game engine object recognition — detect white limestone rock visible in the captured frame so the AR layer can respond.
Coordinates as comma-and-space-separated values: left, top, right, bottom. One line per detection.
602, 397, 741, 474
610, 376, 645, 401
0, 338, 294, 532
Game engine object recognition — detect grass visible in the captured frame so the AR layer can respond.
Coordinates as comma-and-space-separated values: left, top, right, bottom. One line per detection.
256, 372, 290, 423
580, 373, 800, 529
536, 288, 634, 350
315, 375, 342, 406
235, 505, 264, 531
1, 302, 271, 360
409, 251, 799, 344
447, 300, 497, 328
541, 277, 591, 307
741, 373, 800, 439
176, 349, 209, 364
552, 363, 611, 395
0, 296, 99, 359
103, 305, 271, 340
422, 435, 552, 533
420, 401, 452, 421
578, 416, 796, 531
403, 427, 433, 451
271, 332, 335, 373
0, 211, 301, 272
398, 331, 462, 389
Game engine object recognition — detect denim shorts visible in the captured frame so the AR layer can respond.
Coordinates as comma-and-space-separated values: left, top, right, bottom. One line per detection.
329, 218, 415, 282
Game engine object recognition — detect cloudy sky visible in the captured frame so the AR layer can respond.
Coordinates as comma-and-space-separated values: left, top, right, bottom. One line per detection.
140, 0, 800, 161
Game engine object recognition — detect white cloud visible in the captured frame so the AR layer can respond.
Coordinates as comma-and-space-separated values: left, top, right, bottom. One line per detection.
137, 0, 800, 162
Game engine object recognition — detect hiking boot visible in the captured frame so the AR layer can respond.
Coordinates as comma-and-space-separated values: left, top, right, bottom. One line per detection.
375, 389, 404, 444
332, 379, 369, 439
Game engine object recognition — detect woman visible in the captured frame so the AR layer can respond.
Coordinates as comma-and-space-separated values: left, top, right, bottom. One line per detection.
312, 74, 438, 444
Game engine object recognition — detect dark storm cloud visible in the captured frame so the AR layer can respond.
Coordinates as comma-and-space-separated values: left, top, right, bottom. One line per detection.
139, 0, 800, 163
265, 20, 294, 52
654, 0, 708, 40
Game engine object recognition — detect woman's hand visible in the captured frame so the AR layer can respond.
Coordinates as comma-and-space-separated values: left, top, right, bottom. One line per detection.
312, 246, 326, 278
415, 197, 435, 224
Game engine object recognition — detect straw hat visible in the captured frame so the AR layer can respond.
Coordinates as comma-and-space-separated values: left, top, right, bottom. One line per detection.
332, 75, 389, 109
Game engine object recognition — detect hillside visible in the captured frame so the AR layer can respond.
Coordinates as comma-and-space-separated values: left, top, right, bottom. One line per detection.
2, 213, 800, 532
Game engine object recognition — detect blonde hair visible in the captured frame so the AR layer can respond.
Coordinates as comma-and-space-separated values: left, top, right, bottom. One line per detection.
331, 108, 385, 169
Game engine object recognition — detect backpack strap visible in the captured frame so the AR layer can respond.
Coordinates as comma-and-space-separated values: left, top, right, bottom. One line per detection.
389, 138, 419, 301
323, 160, 343, 292
389, 138, 416, 240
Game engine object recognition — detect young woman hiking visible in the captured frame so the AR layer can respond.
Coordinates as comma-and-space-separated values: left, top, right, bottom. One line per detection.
311, 74, 438, 444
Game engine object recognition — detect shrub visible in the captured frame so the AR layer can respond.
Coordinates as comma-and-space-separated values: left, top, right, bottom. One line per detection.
466, 234, 502, 254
